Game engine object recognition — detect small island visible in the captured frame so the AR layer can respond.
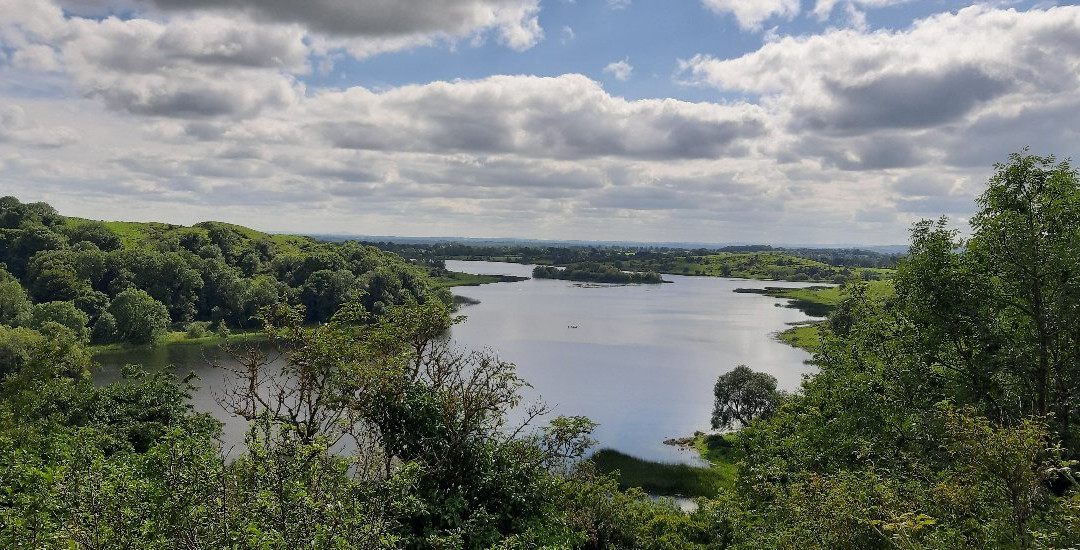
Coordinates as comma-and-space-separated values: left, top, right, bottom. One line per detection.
532, 262, 665, 284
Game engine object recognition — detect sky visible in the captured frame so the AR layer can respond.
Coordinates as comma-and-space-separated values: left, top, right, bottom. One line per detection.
1, 0, 1078, 245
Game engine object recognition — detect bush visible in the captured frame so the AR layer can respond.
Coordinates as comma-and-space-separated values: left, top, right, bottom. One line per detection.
185, 321, 210, 339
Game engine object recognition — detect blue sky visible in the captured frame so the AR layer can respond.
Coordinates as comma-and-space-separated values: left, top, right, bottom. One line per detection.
318, 1, 973, 103
1, 0, 1078, 244
315, 1, 765, 103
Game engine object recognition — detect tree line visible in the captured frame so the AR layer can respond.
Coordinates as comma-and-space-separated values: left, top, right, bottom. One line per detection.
365, 241, 902, 272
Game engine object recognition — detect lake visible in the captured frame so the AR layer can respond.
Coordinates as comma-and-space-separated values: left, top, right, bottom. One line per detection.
96, 260, 821, 464
443, 260, 819, 463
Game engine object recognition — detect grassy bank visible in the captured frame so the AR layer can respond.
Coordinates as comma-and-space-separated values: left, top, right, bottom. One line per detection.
764, 280, 894, 353
90, 328, 264, 353
760, 279, 893, 307
430, 271, 528, 288
590, 434, 738, 498
778, 323, 825, 354
738, 279, 894, 317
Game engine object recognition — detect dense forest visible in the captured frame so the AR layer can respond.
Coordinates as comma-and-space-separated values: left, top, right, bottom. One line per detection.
3, 151, 1080, 548
0, 198, 444, 345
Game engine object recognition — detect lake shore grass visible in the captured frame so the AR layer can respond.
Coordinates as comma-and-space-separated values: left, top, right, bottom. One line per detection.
736, 278, 894, 320
757, 279, 893, 307
778, 322, 825, 354
90, 328, 264, 354
757, 279, 894, 353
431, 271, 528, 288
589, 433, 739, 498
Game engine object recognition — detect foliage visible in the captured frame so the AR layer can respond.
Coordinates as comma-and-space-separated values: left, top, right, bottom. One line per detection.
0, 197, 443, 346
0, 267, 31, 326
27, 301, 90, 342
211, 296, 604, 547
90, 311, 119, 344
108, 289, 170, 345
704, 151, 1080, 549
711, 365, 782, 430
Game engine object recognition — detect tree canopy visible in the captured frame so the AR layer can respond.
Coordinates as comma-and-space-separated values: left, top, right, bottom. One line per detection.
711, 365, 781, 431
0, 199, 444, 345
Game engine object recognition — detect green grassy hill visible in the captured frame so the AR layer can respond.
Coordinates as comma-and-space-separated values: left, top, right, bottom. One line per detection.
65, 217, 314, 254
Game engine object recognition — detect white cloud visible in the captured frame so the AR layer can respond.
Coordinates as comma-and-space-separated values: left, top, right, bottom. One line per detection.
603, 57, 633, 81
680, 5, 1080, 135
674, 4, 1080, 230
64, 18, 304, 118
702, 0, 800, 31
0, 105, 80, 147
843, 3, 868, 32
561, 25, 574, 44
0, 7, 310, 118
305, 74, 765, 160
813, 0, 913, 21
0, 0, 68, 45
11, 44, 61, 71
76, 0, 547, 54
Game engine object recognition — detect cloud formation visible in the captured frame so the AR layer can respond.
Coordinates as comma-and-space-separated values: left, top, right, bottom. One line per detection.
812, 0, 913, 21
679, 5, 1080, 172
701, 0, 800, 30
308, 74, 765, 160
602, 58, 633, 81
1, 1, 1079, 244
0, 105, 80, 147
71, 0, 544, 54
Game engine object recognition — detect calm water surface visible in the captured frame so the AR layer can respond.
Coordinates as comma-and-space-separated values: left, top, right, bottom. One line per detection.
444, 260, 818, 463
96, 260, 821, 463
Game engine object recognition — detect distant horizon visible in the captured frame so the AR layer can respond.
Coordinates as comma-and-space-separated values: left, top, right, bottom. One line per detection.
65, 204, 910, 251
311, 232, 909, 253
56, 201, 909, 250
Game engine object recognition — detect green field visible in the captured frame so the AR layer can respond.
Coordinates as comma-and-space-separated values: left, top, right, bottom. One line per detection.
778, 323, 825, 354
430, 271, 504, 288
66, 217, 314, 254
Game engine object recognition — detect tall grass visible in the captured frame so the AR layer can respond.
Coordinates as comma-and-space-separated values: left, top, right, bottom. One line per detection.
590, 434, 738, 498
